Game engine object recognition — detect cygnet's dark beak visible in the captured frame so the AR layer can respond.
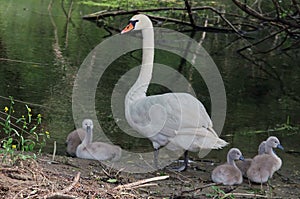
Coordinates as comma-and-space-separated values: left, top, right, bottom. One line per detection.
86, 125, 91, 133
277, 144, 284, 150
239, 155, 245, 161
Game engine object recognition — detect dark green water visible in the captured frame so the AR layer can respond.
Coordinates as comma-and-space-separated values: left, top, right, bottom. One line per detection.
0, 0, 299, 172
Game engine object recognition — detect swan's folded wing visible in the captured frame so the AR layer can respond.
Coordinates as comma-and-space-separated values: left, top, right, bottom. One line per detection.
167, 127, 228, 152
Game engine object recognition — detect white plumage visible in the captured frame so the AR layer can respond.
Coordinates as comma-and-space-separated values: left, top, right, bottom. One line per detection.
122, 14, 228, 170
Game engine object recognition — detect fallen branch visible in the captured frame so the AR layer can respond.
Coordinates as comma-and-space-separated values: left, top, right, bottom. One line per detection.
114, 175, 169, 190
231, 192, 268, 198
45, 194, 77, 199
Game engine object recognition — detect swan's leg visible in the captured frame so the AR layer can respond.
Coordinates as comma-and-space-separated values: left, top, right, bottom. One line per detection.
172, 150, 189, 172
154, 148, 159, 169
182, 150, 189, 171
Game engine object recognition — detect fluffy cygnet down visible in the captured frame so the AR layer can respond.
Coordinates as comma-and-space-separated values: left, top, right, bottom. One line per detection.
66, 128, 86, 157
76, 119, 122, 161
236, 141, 266, 177
246, 136, 283, 183
211, 148, 245, 185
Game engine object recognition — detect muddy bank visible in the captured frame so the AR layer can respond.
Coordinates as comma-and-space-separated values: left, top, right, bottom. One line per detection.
0, 153, 299, 198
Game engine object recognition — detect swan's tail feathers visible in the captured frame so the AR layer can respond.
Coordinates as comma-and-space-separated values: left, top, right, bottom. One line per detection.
207, 126, 219, 137
207, 127, 228, 148
171, 128, 229, 152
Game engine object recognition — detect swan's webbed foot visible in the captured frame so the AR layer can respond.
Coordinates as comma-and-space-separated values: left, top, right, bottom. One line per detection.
171, 151, 189, 172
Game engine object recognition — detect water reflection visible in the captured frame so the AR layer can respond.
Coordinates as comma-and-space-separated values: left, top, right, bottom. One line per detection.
0, 0, 299, 168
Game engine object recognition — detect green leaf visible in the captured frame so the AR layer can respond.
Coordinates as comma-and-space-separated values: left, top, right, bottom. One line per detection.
29, 143, 35, 151
107, 178, 118, 183
7, 138, 13, 144
30, 126, 37, 134
11, 128, 20, 136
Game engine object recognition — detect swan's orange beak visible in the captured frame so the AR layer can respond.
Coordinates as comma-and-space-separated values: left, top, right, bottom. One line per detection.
121, 22, 134, 34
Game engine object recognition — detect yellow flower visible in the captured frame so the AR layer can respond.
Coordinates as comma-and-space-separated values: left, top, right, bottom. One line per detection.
22, 115, 25, 118
45, 131, 50, 135
37, 114, 42, 118
28, 107, 31, 112
12, 145, 16, 149
4, 107, 8, 112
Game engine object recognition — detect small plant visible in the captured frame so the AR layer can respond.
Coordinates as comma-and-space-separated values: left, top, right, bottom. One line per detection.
0, 96, 50, 164
206, 186, 235, 199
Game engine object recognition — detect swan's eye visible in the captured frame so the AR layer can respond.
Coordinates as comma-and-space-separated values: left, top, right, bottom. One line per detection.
130, 20, 139, 27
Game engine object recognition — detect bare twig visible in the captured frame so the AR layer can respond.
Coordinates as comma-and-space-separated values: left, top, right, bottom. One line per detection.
52, 141, 57, 162
65, 0, 73, 48
237, 28, 286, 53
61, 172, 81, 193
82, 7, 204, 20
259, 33, 288, 54
0, 95, 47, 108
146, 14, 232, 33
0, 58, 45, 65
184, 0, 195, 27
232, 0, 300, 28
114, 175, 169, 190
181, 182, 220, 194
44, 172, 81, 198
45, 193, 77, 199
292, 0, 300, 14
231, 192, 268, 198
83, 6, 245, 35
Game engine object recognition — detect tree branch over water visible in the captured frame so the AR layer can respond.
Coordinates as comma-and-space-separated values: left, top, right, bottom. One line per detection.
82, 6, 246, 35
82, 0, 299, 53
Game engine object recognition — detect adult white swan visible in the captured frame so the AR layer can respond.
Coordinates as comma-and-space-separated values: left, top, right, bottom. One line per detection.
121, 14, 228, 171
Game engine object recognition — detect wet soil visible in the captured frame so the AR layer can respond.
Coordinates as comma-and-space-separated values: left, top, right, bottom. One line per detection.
0, 153, 299, 199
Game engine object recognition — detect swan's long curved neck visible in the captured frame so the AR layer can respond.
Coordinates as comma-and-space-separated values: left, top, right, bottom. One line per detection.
126, 27, 154, 103
82, 127, 93, 146
266, 144, 277, 157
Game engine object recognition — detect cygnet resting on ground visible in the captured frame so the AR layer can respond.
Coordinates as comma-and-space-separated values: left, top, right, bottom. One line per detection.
66, 128, 86, 157
76, 119, 122, 161
211, 148, 245, 185
236, 141, 266, 177
246, 136, 283, 183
